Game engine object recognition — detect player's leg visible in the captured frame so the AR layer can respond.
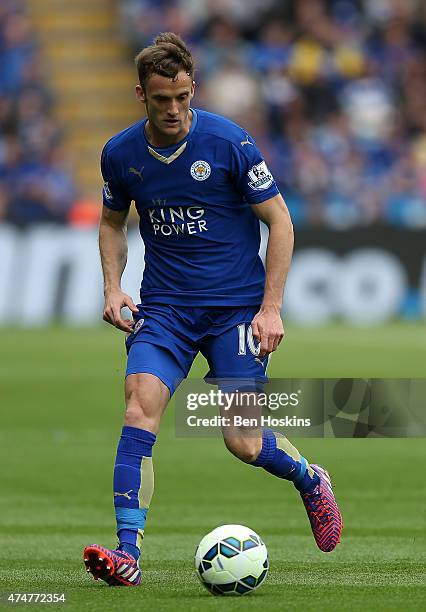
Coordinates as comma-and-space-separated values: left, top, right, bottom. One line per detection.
114, 307, 197, 563
202, 308, 317, 489
113, 370, 170, 562
223, 420, 342, 553
218, 398, 319, 494
84, 364, 172, 586
85, 305, 197, 585
203, 307, 342, 552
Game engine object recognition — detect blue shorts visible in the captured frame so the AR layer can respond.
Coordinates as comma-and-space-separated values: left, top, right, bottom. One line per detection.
125, 304, 269, 396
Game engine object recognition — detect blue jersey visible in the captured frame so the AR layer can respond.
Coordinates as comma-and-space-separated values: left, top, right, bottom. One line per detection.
101, 108, 279, 306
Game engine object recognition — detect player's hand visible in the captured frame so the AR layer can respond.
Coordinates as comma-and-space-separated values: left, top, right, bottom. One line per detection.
103, 289, 139, 333
251, 305, 284, 358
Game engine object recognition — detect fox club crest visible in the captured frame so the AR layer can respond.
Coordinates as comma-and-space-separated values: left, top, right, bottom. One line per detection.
190, 160, 211, 181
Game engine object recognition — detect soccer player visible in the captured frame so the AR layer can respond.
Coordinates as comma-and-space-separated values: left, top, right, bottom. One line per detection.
83, 33, 342, 587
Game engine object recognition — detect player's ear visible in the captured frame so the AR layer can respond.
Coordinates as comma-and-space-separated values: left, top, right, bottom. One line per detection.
190, 80, 196, 98
135, 84, 145, 104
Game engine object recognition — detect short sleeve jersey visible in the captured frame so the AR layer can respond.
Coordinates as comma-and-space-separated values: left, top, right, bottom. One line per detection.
101, 109, 279, 306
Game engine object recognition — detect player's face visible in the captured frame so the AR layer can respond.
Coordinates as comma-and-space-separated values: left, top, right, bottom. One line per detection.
136, 71, 195, 145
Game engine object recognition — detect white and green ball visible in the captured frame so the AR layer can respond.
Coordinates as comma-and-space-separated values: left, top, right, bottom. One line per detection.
194, 524, 269, 596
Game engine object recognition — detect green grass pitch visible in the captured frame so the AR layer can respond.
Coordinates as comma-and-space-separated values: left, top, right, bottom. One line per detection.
0, 324, 425, 611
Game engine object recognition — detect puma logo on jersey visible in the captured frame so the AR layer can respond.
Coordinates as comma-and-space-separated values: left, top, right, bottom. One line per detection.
240, 136, 253, 146
129, 165, 144, 181
114, 489, 133, 500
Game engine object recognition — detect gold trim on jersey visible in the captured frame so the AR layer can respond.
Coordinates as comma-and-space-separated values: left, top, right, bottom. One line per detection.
147, 141, 187, 164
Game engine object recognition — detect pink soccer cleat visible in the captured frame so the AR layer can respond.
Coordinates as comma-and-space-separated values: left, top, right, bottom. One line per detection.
300, 464, 343, 553
83, 544, 141, 586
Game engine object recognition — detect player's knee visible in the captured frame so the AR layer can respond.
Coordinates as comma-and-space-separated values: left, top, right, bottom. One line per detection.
123, 400, 141, 426
124, 377, 163, 429
123, 404, 155, 429
124, 397, 158, 428
224, 437, 262, 464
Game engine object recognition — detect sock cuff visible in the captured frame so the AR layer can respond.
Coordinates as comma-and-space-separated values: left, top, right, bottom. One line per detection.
292, 455, 308, 485
251, 429, 277, 467
118, 426, 156, 457
122, 426, 156, 445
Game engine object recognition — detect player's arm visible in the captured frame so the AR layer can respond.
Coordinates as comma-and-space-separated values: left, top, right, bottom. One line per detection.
99, 205, 138, 332
251, 193, 294, 357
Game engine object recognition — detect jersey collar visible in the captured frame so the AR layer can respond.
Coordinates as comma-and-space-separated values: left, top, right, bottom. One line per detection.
143, 109, 198, 165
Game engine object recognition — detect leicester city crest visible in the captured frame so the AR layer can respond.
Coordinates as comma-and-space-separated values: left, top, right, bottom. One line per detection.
190, 160, 211, 181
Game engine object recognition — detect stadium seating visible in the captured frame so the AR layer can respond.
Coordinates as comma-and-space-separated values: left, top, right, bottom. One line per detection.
0, 0, 424, 227
26, 0, 139, 198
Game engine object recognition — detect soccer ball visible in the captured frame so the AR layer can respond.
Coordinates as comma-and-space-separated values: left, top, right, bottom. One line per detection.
194, 524, 268, 596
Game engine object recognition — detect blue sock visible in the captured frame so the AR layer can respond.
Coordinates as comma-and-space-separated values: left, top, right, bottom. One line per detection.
251, 429, 319, 493
113, 426, 156, 560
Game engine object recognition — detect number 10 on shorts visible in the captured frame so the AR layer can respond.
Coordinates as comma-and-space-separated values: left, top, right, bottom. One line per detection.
237, 323, 260, 356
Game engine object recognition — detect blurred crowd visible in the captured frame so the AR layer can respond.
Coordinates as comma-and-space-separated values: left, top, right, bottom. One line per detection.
121, 0, 426, 228
0, 0, 425, 228
0, 0, 76, 226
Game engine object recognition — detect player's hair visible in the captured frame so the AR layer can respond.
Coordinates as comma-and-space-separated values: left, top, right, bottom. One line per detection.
135, 32, 194, 89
